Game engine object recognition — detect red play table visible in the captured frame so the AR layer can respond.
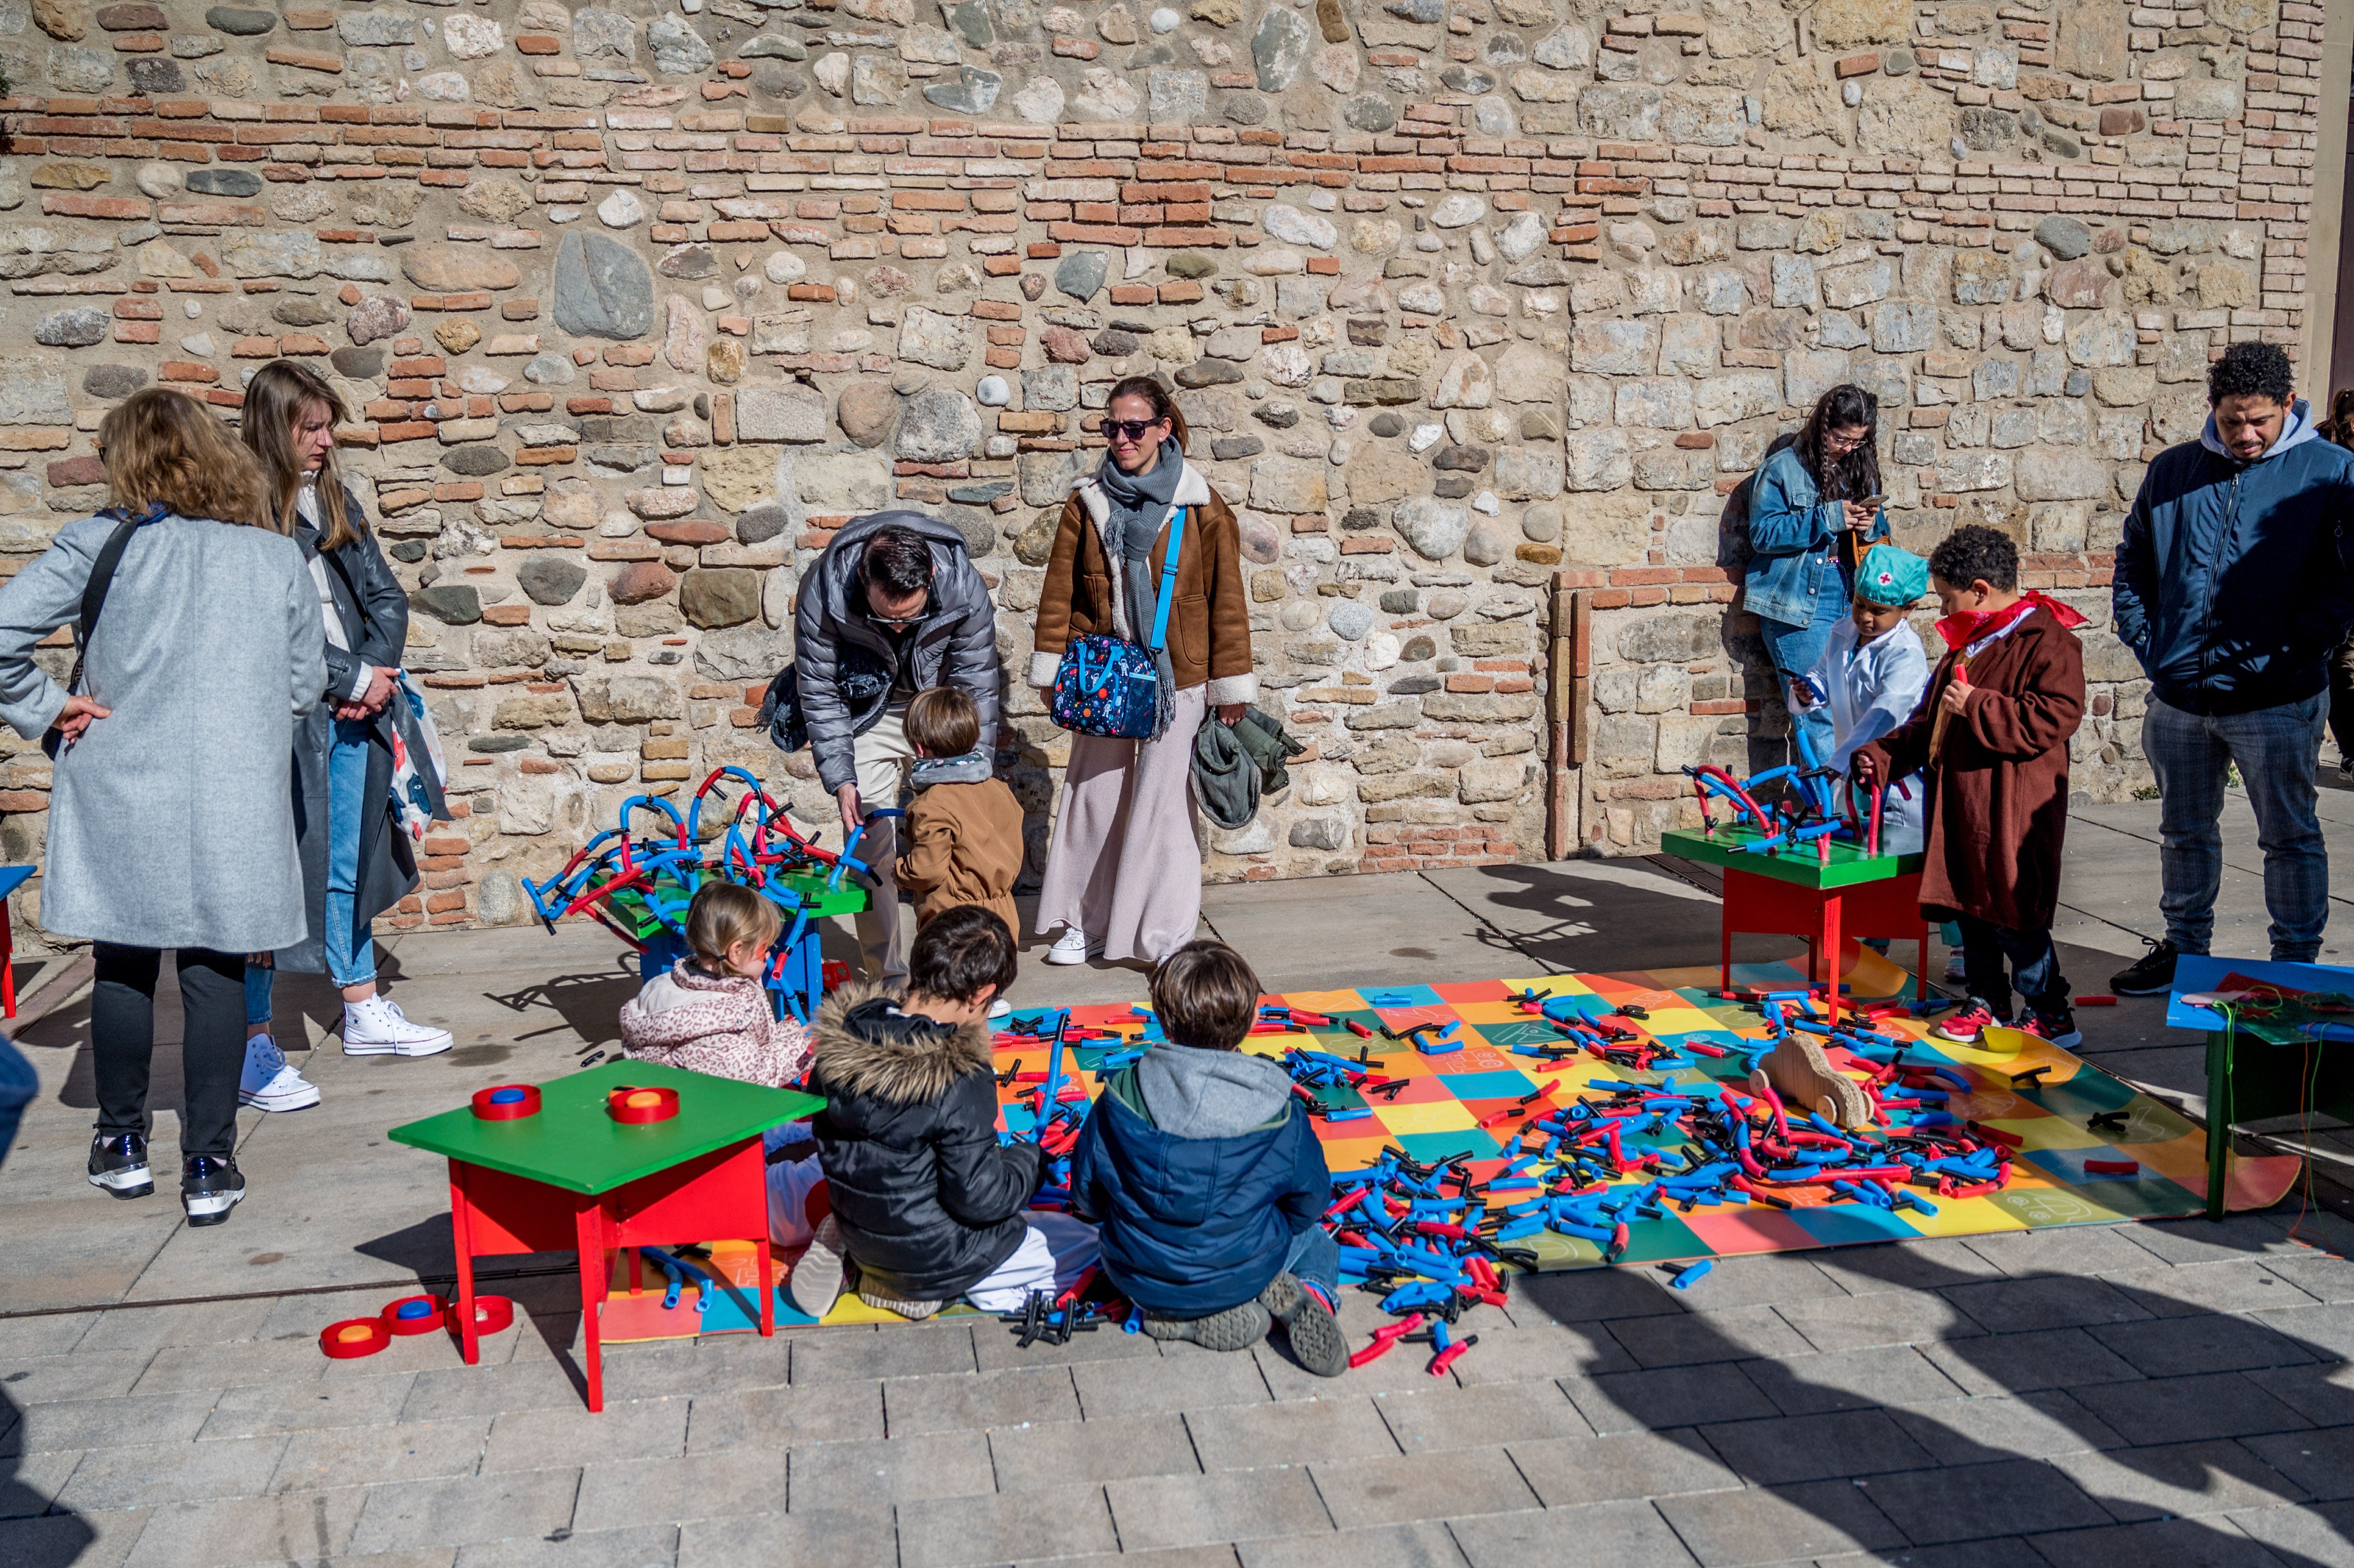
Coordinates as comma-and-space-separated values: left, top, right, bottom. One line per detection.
390, 1062, 822, 1411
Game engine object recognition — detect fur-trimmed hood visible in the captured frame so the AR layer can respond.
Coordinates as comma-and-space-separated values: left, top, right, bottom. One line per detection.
811, 978, 994, 1106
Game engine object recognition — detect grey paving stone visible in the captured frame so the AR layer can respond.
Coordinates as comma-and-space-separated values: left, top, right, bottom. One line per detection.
1446, 1499, 1695, 1567
1672, 1255, 1853, 1308
4, 1352, 154, 1405
130, 1340, 327, 1397
1652, 1480, 1907, 1567
881, 1364, 1079, 1434
1886, 1390, 2124, 1464
2244, 1362, 2354, 1427
786, 1429, 994, 1511
482, 1398, 690, 1473
685, 1380, 882, 1454
0, 1312, 99, 1361
1376, 1381, 1591, 1454
788, 1324, 975, 1386
2259, 1255, 2354, 1305
1808, 1239, 2009, 1296
1066, 1549, 1243, 1568
1774, 1290, 1980, 1354
1606, 1306, 1816, 1369
1741, 1347, 1969, 1415
2022, 1515, 2292, 1568
1259, 1335, 1428, 1400
201, 1373, 419, 1439
2090, 1315, 2320, 1379
270, 1418, 491, 1494
1940, 1277, 2156, 1335
1443, 1319, 1637, 1384
1855, 1458, 2112, 1543
2099, 1263, 2320, 1317
571, 1447, 783, 1533
1503, 1429, 1738, 1507
1916, 1328, 2147, 1396
399, 1362, 600, 1424
1072, 1345, 1271, 1418
1240, 1521, 1465, 1568
4, 1390, 218, 1455
603, 1335, 790, 1402
2119, 1216, 2311, 1268
454, 1523, 679, 1565
1, 1448, 81, 1517
2248, 1301, 2354, 1362
121, 1486, 369, 1567
676, 1508, 898, 1568
1108, 1466, 1334, 1550
971, 1317, 1167, 1371
1506, 1265, 1684, 1324
2241, 1425, 2354, 1501
1563, 1365, 1785, 1434
1966, 1225, 2170, 1280
2047, 1438, 2309, 1521
2071, 1373, 2314, 1446
2225, 1499, 2354, 1568
346, 1468, 582, 1555
57, 1434, 290, 1511
1811, 1540, 2049, 1568
895, 1479, 1116, 1568
990, 1412, 1201, 1490
1307, 1447, 1537, 1531
1188, 1396, 1400, 1468
0, 1504, 149, 1568
1698, 1409, 1937, 1485
71, 1298, 276, 1355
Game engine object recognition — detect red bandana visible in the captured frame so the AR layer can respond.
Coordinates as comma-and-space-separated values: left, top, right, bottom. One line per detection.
1934, 591, 2087, 652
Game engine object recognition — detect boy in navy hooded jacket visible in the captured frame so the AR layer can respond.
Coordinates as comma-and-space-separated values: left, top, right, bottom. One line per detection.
1068, 940, 1347, 1375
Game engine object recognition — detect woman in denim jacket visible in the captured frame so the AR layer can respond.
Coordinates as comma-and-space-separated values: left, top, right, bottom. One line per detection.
1745, 384, 1889, 766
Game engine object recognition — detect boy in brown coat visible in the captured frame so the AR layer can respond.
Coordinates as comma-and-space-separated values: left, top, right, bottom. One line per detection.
895, 687, 1025, 949
1855, 526, 2087, 1048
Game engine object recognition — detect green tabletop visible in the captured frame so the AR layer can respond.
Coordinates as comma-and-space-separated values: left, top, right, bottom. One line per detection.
606, 866, 867, 940
1662, 827, 1924, 890
388, 1061, 823, 1195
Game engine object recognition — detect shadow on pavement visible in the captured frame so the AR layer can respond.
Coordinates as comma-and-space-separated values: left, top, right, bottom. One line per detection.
0, 1387, 96, 1568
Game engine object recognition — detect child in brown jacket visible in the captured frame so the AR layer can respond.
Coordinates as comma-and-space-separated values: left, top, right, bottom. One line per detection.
1854, 525, 2087, 1050
896, 686, 1025, 947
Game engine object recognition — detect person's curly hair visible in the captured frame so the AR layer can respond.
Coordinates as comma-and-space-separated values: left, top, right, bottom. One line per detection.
1928, 524, 2019, 594
2207, 340, 2295, 408
97, 387, 269, 530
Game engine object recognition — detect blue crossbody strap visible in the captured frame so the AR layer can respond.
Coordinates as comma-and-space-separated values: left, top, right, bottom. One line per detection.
1146, 506, 1185, 654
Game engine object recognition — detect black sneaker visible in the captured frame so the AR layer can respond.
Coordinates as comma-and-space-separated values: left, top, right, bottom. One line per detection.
87, 1133, 152, 1199
1258, 1271, 1348, 1378
2017, 1007, 2082, 1049
180, 1155, 245, 1226
2111, 940, 2178, 997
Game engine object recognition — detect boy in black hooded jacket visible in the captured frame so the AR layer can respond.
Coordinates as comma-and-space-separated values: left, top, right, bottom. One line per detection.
787, 907, 1097, 1318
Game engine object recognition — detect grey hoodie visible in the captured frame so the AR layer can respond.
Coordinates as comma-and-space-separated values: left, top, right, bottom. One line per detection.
1136, 1043, 1296, 1139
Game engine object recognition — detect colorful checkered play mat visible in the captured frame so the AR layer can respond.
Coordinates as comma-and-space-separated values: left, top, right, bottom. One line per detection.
601, 952, 2295, 1338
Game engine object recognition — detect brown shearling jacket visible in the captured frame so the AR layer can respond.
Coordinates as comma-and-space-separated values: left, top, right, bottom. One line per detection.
1026, 459, 1258, 709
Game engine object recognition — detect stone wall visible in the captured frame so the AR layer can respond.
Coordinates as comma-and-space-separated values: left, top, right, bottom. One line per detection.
0, 0, 2325, 938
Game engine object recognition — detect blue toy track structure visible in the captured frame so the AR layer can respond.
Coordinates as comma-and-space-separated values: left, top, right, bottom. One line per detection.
1683, 723, 1884, 861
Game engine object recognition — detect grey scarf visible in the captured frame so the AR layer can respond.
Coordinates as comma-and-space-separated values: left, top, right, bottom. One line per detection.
910, 748, 993, 789
1094, 441, 1186, 739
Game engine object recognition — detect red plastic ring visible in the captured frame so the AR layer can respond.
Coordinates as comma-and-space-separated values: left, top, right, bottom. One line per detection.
320, 1317, 390, 1358
607, 1085, 679, 1124
466, 1295, 516, 1335
382, 1294, 448, 1335
472, 1084, 542, 1120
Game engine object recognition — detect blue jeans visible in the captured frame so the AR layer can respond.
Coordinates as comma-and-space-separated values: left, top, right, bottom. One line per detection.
1759, 590, 1846, 771
325, 717, 378, 988
245, 959, 272, 1027
1282, 1225, 1340, 1303
1953, 916, 2068, 1018
2144, 694, 2329, 961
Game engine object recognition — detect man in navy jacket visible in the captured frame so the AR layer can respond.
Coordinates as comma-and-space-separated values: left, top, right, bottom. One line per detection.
2110, 342, 2354, 993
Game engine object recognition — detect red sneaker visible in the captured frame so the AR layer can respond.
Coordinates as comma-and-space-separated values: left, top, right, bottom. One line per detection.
1932, 1000, 1998, 1045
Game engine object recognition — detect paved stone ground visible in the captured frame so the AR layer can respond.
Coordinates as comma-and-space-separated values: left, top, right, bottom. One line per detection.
7, 795, 2354, 1567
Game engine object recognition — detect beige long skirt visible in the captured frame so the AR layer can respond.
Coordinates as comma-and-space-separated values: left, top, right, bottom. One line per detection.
1035, 684, 1207, 963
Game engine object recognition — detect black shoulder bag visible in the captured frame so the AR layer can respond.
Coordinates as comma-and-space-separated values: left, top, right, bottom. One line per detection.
44, 503, 164, 760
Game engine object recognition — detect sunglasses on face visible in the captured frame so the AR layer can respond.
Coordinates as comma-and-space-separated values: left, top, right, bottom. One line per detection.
1104, 418, 1164, 441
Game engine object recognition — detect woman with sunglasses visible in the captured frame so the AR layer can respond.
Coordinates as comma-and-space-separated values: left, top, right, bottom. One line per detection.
1745, 383, 1889, 768
1029, 376, 1256, 966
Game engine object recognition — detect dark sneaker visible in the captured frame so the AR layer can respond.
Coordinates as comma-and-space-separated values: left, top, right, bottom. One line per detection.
87, 1133, 152, 1199
180, 1155, 244, 1226
2111, 940, 2178, 997
1140, 1299, 1271, 1352
2018, 1007, 2082, 1049
1258, 1271, 1348, 1377
1932, 999, 1999, 1045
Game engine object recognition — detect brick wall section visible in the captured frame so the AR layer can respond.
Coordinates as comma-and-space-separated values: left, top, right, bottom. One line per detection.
0, 0, 2321, 940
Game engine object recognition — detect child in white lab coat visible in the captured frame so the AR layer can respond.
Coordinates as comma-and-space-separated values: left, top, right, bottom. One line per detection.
1793, 543, 1932, 856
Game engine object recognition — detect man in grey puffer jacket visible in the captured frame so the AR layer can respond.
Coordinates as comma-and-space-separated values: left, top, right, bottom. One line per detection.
792, 511, 1001, 985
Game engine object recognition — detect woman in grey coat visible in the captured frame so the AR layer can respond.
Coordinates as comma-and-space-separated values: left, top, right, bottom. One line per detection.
0, 388, 324, 1226
239, 362, 451, 1104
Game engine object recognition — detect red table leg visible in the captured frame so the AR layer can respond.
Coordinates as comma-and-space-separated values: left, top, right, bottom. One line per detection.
756, 1237, 775, 1337
450, 1164, 481, 1367
1821, 894, 1841, 1028
1, 900, 17, 1019
575, 1197, 607, 1414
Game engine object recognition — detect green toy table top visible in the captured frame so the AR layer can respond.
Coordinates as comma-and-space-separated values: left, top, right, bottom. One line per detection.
606, 866, 867, 939
1663, 826, 1923, 890
388, 1061, 823, 1195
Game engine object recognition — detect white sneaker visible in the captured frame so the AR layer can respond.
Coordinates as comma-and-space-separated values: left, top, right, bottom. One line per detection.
1044, 927, 1101, 966
341, 995, 454, 1057
239, 1033, 320, 1112
987, 997, 1013, 1021
790, 1214, 846, 1319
